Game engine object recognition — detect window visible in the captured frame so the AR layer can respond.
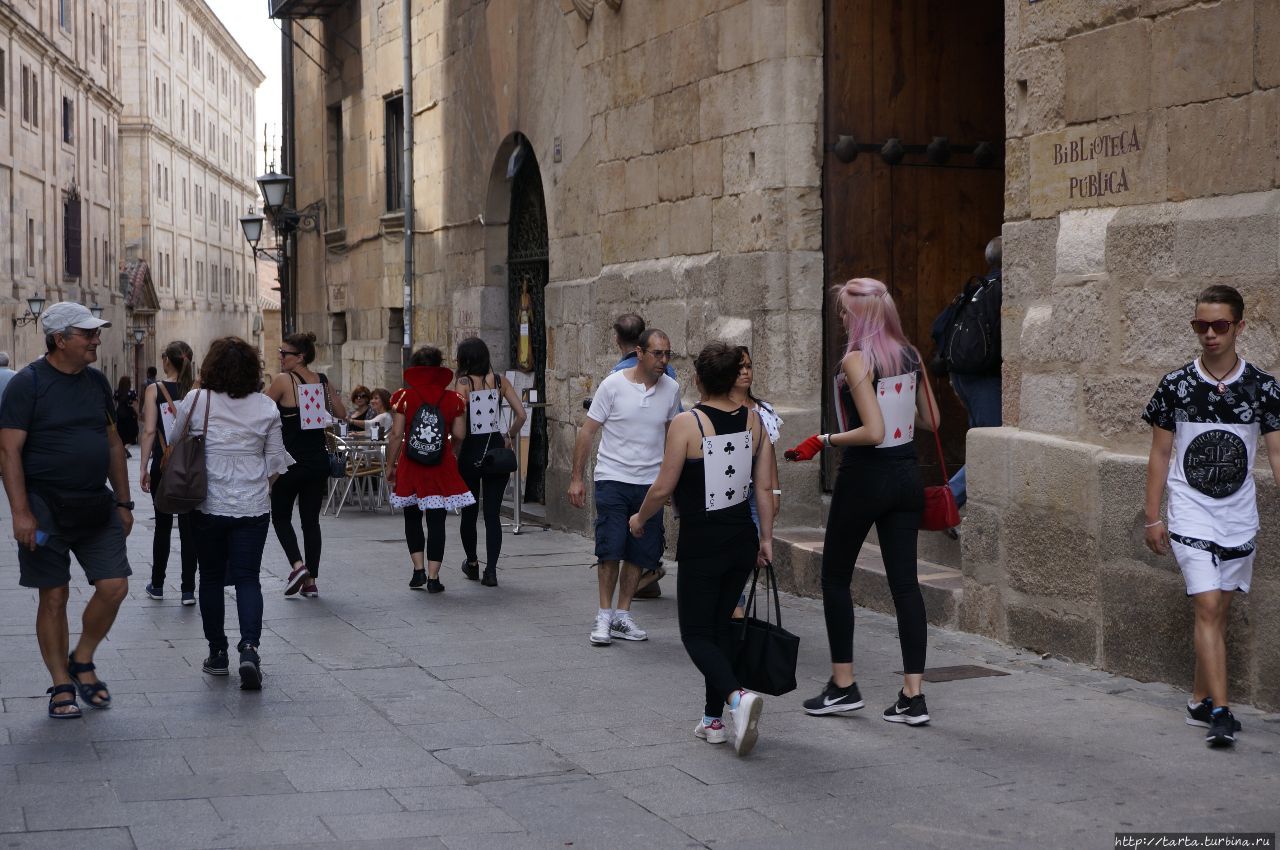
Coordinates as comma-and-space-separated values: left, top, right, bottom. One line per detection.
92, 117, 98, 160
26, 218, 35, 271
0, 49, 6, 109
327, 105, 345, 225
384, 95, 404, 211
93, 237, 98, 278
63, 194, 81, 278
61, 96, 73, 144
100, 23, 108, 72
209, 190, 215, 221
90, 13, 96, 56
102, 122, 109, 171
222, 198, 229, 227
156, 164, 162, 198
181, 177, 187, 210
104, 241, 110, 283
59, 0, 70, 32
154, 77, 159, 110
194, 108, 200, 141
164, 167, 169, 201
224, 266, 230, 295
162, 82, 168, 116
195, 185, 202, 214
179, 21, 185, 52
180, 97, 185, 131
183, 257, 189, 293
192, 37, 199, 66
21, 64, 38, 127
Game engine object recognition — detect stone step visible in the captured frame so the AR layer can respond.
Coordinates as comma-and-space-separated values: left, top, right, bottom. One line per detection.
771, 526, 962, 629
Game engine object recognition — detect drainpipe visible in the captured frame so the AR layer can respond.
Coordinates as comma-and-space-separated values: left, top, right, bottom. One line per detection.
281, 18, 297, 335
401, 0, 414, 366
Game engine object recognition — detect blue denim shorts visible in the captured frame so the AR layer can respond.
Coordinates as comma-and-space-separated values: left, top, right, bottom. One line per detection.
594, 480, 664, 571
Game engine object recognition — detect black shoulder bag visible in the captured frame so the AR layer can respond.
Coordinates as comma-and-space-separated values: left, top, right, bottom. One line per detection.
732, 560, 799, 696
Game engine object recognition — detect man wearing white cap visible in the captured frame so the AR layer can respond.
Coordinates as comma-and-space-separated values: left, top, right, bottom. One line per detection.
0, 302, 134, 719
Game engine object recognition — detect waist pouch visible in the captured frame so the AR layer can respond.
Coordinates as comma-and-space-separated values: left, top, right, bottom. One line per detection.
38, 488, 115, 531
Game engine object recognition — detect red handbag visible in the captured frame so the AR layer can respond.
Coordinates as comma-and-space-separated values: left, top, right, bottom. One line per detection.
919, 370, 960, 532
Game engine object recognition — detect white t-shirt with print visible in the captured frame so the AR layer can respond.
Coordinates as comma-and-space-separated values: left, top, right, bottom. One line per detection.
587, 369, 681, 485
1143, 358, 1280, 546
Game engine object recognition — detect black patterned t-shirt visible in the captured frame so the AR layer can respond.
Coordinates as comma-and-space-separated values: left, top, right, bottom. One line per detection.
1142, 359, 1280, 545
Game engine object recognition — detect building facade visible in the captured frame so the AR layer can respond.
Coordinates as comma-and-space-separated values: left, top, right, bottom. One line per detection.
1, 0, 125, 374
118, 0, 265, 373
277, 0, 1280, 708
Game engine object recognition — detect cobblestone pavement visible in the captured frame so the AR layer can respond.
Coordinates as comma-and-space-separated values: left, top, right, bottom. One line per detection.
1, 466, 1278, 849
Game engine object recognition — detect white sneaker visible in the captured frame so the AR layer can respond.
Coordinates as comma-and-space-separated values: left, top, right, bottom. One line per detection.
729, 690, 763, 757
589, 613, 613, 646
694, 718, 728, 744
610, 614, 648, 641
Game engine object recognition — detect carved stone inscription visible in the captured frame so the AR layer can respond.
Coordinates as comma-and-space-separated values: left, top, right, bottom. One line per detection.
1029, 113, 1166, 217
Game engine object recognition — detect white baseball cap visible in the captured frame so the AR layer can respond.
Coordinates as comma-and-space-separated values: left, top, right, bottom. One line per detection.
40, 302, 112, 335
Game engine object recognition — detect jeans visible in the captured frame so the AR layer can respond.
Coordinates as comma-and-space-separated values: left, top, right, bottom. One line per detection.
947, 371, 1002, 508
822, 457, 927, 674
271, 465, 327, 576
677, 530, 757, 718
193, 512, 270, 652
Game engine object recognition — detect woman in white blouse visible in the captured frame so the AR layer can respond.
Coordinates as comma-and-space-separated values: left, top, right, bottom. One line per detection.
172, 337, 294, 690
346, 387, 393, 439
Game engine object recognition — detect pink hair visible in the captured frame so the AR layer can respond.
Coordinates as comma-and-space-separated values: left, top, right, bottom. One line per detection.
834, 277, 913, 382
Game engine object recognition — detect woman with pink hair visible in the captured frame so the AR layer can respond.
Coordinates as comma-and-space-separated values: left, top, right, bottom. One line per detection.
784, 277, 940, 726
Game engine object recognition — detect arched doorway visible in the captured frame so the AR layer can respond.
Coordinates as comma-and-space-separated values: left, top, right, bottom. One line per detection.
507, 143, 550, 503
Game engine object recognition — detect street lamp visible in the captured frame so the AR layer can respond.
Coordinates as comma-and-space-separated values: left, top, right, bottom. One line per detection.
90, 303, 104, 319
14, 293, 46, 327
236, 168, 322, 336
131, 328, 146, 345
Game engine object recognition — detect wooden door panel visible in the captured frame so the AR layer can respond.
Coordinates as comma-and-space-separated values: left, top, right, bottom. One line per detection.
824, 0, 1004, 487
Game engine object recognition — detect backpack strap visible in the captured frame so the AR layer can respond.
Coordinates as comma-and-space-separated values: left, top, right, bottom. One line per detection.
155, 382, 178, 450
690, 408, 707, 439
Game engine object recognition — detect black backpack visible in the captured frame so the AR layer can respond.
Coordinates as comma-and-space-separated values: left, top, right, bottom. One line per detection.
939, 273, 1002, 375
404, 388, 445, 466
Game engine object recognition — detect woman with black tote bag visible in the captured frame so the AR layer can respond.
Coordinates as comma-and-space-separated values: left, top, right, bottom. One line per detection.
629, 342, 776, 757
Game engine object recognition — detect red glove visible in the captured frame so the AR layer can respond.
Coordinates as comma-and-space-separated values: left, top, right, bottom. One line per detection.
784, 434, 824, 462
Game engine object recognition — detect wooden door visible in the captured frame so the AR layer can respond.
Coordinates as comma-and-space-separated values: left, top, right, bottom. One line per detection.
823, 0, 1004, 486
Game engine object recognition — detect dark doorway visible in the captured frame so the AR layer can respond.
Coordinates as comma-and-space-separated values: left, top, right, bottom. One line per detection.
508, 151, 550, 503
822, 0, 1005, 487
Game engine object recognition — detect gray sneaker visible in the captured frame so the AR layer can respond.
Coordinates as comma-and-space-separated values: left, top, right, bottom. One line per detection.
610, 614, 648, 641
589, 612, 613, 646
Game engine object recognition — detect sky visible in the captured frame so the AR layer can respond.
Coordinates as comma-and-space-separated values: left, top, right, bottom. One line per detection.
204, 0, 283, 175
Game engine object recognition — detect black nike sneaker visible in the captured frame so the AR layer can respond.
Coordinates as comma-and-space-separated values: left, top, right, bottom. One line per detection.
802, 679, 865, 715
1186, 697, 1213, 728
1206, 707, 1237, 748
882, 690, 930, 726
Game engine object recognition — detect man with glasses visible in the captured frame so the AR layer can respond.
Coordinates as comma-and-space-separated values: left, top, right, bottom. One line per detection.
569, 328, 681, 645
0, 302, 134, 719
1143, 285, 1280, 748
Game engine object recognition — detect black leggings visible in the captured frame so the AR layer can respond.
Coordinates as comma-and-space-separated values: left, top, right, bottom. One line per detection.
404, 507, 447, 562
271, 465, 327, 576
458, 453, 508, 571
677, 531, 757, 718
151, 503, 197, 593
821, 457, 927, 674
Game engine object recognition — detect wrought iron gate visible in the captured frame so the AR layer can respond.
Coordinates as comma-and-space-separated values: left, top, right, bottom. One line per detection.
508, 156, 549, 502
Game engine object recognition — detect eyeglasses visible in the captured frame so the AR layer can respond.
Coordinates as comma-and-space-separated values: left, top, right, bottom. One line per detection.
353, 394, 370, 401
644, 349, 674, 360
66, 328, 103, 340
1190, 319, 1236, 335
278, 348, 301, 357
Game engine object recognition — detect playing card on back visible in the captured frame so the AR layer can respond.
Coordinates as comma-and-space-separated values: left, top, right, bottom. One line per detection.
160, 401, 178, 442
702, 430, 752, 511
468, 390, 500, 435
298, 383, 330, 430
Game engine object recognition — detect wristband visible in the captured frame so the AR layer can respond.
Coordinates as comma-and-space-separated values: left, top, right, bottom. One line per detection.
821, 433, 832, 448
771, 489, 782, 496
1144, 519, 1164, 528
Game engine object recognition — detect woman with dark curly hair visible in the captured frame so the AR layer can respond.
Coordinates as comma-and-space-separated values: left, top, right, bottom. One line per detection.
264, 331, 347, 598
171, 337, 294, 690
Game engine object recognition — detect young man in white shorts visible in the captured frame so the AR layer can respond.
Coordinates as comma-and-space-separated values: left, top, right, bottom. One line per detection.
1143, 285, 1280, 747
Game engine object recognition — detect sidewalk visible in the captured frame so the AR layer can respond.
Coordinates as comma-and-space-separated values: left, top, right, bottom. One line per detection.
1, 464, 1277, 849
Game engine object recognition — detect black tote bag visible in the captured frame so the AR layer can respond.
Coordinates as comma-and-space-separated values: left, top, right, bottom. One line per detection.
732, 560, 799, 696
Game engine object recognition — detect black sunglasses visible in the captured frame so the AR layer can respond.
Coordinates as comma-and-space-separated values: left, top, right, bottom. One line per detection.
278, 348, 301, 357
1190, 319, 1235, 335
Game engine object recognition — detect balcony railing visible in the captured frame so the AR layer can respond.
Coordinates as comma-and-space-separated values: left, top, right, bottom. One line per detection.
268, 0, 348, 19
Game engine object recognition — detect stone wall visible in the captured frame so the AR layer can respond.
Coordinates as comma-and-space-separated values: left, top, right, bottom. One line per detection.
975, 0, 1280, 707
290, 0, 826, 528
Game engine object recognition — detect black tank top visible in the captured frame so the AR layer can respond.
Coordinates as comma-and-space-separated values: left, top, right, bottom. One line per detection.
149, 380, 182, 478
279, 371, 329, 474
673, 404, 757, 559
837, 348, 921, 466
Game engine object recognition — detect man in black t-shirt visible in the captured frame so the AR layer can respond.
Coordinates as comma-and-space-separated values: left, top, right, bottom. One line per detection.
1142, 285, 1280, 748
0, 302, 135, 719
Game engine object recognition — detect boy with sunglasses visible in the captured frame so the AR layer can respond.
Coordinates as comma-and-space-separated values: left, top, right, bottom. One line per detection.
1142, 285, 1280, 747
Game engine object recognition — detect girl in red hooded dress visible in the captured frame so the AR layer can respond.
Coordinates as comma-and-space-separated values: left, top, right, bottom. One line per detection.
387, 346, 476, 593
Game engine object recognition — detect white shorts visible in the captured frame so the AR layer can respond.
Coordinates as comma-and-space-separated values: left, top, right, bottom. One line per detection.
1170, 536, 1255, 596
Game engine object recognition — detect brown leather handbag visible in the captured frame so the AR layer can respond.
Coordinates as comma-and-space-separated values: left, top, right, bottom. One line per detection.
154, 390, 210, 515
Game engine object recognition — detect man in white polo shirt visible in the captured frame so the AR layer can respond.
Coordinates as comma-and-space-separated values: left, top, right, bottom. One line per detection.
568, 328, 681, 646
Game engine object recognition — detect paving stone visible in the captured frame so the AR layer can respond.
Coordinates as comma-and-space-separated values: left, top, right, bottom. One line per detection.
208, 789, 402, 819
0, 827, 136, 849
111, 769, 297, 801
22, 798, 218, 832
433, 743, 579, 782
128, 815, 334, 850
321, 808, 524, 840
